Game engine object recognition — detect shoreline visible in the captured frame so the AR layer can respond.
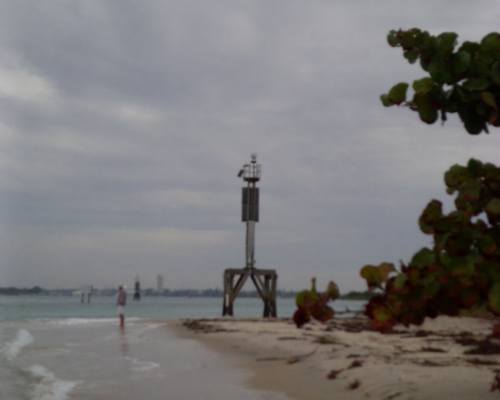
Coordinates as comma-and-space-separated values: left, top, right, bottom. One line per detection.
170, 316, 500, 400
169, 317, 325, 400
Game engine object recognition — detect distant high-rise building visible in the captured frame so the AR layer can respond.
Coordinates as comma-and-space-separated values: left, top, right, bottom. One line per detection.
157, 274, 164, 292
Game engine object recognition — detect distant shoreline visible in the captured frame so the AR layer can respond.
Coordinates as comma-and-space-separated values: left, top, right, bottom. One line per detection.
0, 287, 373, 300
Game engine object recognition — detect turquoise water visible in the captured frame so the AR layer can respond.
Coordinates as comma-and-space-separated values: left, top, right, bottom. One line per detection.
0, 295, 365, 321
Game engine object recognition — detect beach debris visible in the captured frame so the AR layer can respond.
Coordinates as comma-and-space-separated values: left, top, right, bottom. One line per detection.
463, 339, 500, 355
347, 379, 361, 390
490, 372, 500, 392
326, 318, 371, 333
256, 347, 318, 364
414, 359, 448, 367
287, 347, 318, 364
385, 392, 403, 400
182, 320, 236, 334
326, 360, 364, 381
327, 369, 343, 380
314, 335, 338, 345
347, 360, 363, 369
467, 358, 499, 366
419, 346, 447, 353
256, 356, 288, 362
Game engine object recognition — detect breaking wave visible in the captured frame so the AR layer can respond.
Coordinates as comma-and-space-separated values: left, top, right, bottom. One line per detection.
2, 329, 34, 361
28, 364, 79, 400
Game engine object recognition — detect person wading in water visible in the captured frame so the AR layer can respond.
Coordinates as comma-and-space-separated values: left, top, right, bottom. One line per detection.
116, 285, 127, 329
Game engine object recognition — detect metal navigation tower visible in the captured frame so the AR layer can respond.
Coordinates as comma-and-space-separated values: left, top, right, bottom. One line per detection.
222, 154, 278, 317
133, 275, 141, 301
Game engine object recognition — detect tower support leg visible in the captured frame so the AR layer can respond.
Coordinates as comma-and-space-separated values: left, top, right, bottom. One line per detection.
222, 271, 234, 316
222, 268, 278, 318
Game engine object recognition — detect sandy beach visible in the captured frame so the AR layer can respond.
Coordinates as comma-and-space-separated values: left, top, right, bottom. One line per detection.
173, 315, 500, 400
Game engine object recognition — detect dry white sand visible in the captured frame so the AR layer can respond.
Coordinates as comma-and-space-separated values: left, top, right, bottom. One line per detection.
171, 316, 500, 400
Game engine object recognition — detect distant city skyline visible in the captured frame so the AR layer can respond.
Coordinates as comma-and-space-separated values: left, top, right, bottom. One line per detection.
1, 1, 500, 292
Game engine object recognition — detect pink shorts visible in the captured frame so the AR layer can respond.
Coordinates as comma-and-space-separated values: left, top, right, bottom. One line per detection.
117, 305, 125, 315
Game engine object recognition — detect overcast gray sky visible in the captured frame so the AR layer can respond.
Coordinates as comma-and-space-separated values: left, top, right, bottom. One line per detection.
1, 0, 500, 291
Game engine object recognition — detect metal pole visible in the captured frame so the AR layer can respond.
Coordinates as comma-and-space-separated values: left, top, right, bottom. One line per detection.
247, 221, 255, 268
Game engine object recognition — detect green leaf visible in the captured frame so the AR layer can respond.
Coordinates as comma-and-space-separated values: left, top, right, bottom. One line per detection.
460, 179, 482, 202
419, 199, 443, 234
360, 265, 381, 289
452, 51, 471, 77
436, 32, 458, 54
393, 273, 407, 290
486, 199, 500, 215
399, 29, 419, 50
435, 232, 450, 251
481, 32, 500, 54
311, 304, 334, 322
379, 263, 396, 278
412, 77, 434, 94
295, 289, 318, 308
491, 61, 500, 85
481, 92, 497, 110
459, 41, 480, 56
380, 94, 392, 107
444, 164, 469, 188
467, 158, 484, 176
441, 255, 476, 277
387, 30, 399, 47
407, 267, 421, 285
463, 78, 489, 91
388, 82, 409, 104
414, 92, 438, 124
422, 278, 441, 298
478, 234, 497, 255
409, 248, 435, 268
428, 60, 453, 84
373, 305, 392, 322
360, 263, 395, 289
404, 49, 419, 64
458, 104, 487, 134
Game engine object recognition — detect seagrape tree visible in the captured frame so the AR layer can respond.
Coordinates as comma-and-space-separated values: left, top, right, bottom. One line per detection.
362, 29, 500, 335
380, 28, 500, 134
293, 277, 339, 328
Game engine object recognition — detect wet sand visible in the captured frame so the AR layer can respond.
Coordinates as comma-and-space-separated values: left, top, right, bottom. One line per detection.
0, 318, 289, 400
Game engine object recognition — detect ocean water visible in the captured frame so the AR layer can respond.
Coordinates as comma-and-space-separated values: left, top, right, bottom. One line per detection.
0, 296, 365, 400
0, 295, 364, 321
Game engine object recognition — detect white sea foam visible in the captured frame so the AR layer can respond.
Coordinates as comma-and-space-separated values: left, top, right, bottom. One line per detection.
48, 317, 143, 326
2, 329, 34, 360
47, 318, 116, 326
127, 356, 160, 372
28, 365, 79, 400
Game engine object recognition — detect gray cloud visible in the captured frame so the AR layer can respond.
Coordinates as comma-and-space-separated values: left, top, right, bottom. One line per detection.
1, 0, 500, 291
